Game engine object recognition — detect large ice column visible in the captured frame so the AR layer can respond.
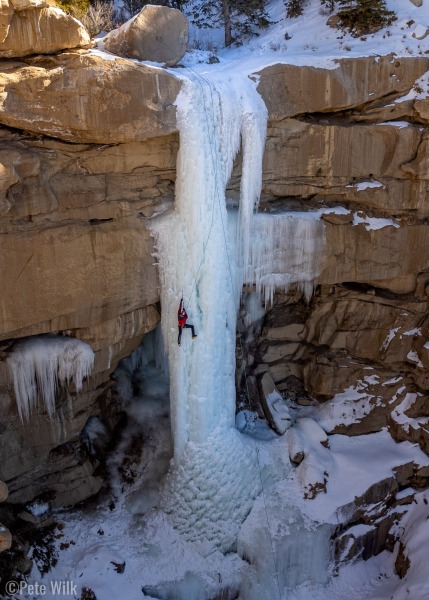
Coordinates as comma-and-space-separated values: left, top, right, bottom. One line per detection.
150, 74, 267, 461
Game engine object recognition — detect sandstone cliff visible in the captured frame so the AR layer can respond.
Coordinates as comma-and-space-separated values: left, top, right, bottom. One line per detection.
0, 12, 429, 529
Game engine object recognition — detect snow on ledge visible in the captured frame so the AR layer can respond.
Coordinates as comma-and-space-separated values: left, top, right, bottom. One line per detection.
352, 212, 400, 231
346, 180, 386, 191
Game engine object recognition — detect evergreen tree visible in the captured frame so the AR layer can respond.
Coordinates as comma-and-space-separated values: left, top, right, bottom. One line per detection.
285, 0, 304, 18
192, 0, 272, 47
121, 0, 187, 19
320, 0, 337, 11
336, 0, 396, 36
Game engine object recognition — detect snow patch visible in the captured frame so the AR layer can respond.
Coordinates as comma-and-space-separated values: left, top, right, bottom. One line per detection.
346, 180, 385, 191
352, 212, 400, 231
406, 350, 423, 367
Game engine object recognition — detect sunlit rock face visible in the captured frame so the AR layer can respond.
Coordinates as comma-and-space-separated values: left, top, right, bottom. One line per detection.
1, 48, 429, 506
0, 0, 90, 58
0, 53, 180, 143
103, 5, 189, 66
256, 56, 429, 121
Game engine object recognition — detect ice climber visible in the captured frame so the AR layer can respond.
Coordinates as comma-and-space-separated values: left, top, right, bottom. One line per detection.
177, 298, 197, 346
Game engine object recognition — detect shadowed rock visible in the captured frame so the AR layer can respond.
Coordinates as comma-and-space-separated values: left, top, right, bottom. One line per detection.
0, 480, 11, 553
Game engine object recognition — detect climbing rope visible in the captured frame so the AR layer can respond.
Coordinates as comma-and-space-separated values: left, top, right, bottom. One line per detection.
181, 71, 224, 307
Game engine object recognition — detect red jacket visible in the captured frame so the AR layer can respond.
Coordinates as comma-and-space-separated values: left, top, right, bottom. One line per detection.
178, 300, 188, 327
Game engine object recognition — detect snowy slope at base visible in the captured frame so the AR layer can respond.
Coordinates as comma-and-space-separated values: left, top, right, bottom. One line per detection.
28, 417, 429, 600
26, 344, 429, 599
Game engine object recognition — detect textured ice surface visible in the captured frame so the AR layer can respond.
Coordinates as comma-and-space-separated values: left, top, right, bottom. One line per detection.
7, 334, 94, 421
149, 73, 267, 461
161, 426, 261, 553
245, 212, 326, 305
238, 484, 333, 600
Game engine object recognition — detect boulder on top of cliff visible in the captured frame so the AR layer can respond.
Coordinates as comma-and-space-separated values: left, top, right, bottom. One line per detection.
102, 5, 188, 67
0, 52, 181, 143
0, 0, 91, 58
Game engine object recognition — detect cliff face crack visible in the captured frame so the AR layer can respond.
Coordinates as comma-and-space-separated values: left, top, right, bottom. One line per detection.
89, 218, 113, 224
15, 253, 34, 282
400, 129, 426, 176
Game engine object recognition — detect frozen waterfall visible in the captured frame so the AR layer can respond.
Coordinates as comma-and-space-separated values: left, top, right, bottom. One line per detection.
150, 72, 328, 462
242, 211, 326, 306
150, 73, 267, 462
149, 71, 331, 564
228, 209, 327, 307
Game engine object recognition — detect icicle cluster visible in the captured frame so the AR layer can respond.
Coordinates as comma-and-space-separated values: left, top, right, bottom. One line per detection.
7, 334, 94, 421
246, 212, 326, 306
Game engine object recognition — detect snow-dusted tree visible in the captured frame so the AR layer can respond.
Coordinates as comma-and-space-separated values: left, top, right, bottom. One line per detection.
285, 0, 304, 18
320, 0, 336, 11
192, 0, 272, 47
336, 0, 396, 36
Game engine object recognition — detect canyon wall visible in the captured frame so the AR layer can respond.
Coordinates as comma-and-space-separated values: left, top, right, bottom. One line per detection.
0, 4, 429, 513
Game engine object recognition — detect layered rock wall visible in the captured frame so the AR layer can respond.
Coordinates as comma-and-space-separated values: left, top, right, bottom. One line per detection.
0, 0, 90, 58
1, 46, 429, 507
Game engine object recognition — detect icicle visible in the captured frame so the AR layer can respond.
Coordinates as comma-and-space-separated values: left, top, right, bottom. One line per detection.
7, 334, 94, 421
237, 93, 268, 302
246, 212, 326, 306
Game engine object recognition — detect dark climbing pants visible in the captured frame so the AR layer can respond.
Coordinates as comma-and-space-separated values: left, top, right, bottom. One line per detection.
178, 324, 195, 345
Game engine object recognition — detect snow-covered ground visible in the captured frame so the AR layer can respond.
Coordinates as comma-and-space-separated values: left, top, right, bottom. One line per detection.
182, 0, 429, 70
26, 351, 429, 600
19, 1, 429, 599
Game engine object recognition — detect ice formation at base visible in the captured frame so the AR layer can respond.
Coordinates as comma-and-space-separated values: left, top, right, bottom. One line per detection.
238, 482, 333, 600
161, 426, 261, 552
7, 334, 94, 421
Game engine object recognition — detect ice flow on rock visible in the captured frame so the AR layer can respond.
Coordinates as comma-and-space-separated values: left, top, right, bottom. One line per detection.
150, 73, 267, 462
